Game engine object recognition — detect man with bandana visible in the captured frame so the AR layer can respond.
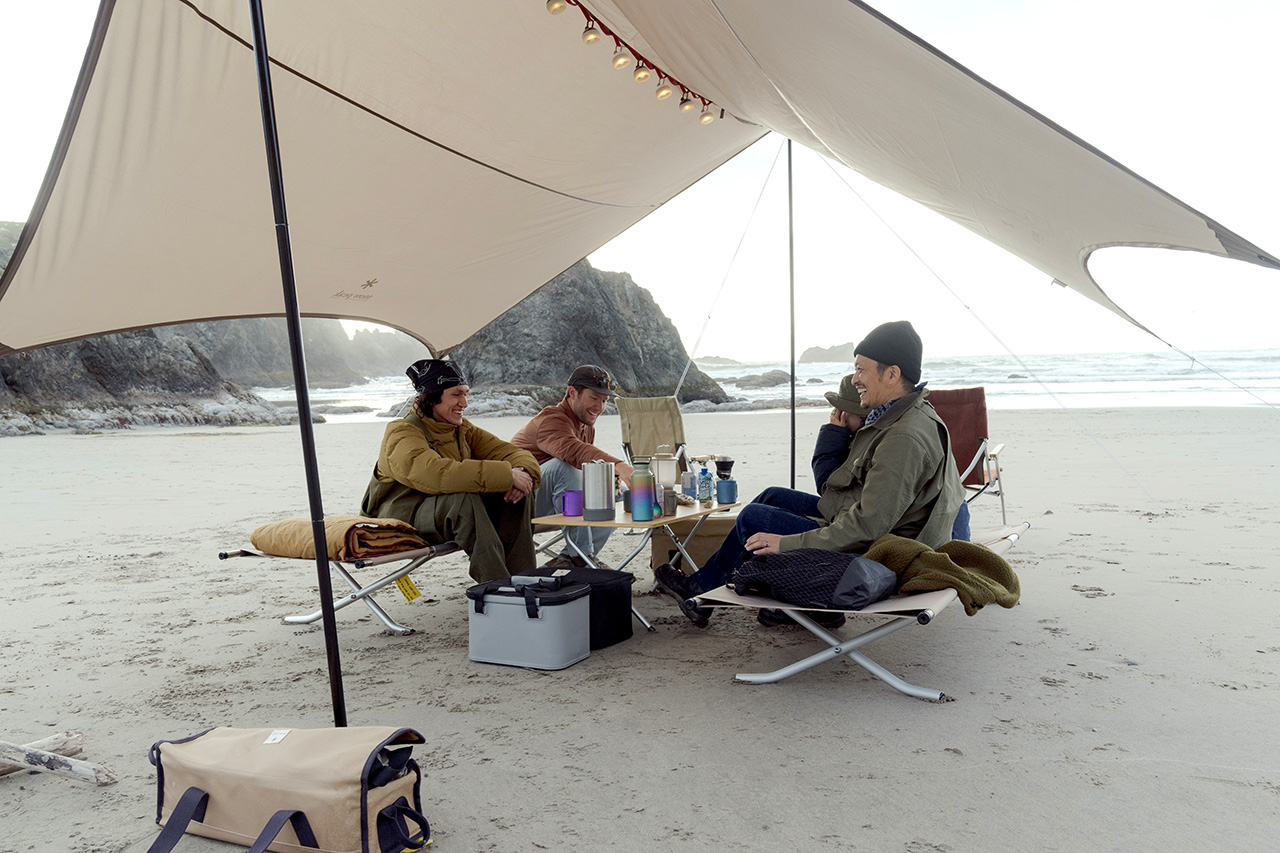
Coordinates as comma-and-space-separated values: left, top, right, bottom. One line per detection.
361, 359, 540, 582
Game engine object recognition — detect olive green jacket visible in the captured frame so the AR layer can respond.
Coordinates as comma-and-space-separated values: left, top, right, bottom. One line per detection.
780, 387, 963, 555
360, 409, 541, 524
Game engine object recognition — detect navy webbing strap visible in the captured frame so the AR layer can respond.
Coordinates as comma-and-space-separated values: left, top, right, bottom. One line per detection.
376, 796, 430, 852
146, 787, 208, 853
246, 810, 319, 853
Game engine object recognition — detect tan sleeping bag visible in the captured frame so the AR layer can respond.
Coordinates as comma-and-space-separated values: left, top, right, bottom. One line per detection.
250, 515, 426, 561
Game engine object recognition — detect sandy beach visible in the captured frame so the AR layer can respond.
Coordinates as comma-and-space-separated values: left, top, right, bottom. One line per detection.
2, 406, 1278, 852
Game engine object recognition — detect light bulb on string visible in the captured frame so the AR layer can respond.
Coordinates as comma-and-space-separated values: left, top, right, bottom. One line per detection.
699, 106, 716, 124
546, 0, 568, 14
612, 46, 633, 69
582, 23, 601, 44
655, 80, 674, 100
633, 64, 651, 83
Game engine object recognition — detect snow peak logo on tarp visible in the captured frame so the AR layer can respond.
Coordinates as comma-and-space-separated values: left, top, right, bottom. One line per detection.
331, 279, 378, 301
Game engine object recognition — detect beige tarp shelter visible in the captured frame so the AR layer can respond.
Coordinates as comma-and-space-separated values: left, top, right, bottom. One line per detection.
1, 0, 1275, 355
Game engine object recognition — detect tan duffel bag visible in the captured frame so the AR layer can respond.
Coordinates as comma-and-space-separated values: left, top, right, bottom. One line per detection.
148, 726, 429, 853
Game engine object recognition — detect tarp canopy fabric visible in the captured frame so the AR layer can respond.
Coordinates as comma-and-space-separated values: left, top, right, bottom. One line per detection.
1, 0, 1275, 355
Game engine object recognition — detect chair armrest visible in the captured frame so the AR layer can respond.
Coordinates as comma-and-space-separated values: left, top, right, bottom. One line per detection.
988, 443, 1005, 458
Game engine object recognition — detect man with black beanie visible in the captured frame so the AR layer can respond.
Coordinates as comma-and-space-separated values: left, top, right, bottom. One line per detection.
361, 359, 541, 582
656, 320, 963, 627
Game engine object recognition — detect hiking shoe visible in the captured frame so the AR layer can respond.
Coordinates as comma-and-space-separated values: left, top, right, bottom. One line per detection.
653, 563, 711, 628
542, 553, 578, 570
757, 608, 846, 629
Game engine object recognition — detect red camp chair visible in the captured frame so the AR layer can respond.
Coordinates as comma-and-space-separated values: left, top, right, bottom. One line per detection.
927, 387, 1006, 525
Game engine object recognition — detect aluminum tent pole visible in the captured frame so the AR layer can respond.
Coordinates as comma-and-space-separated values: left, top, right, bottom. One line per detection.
787, 139, 797, 489
247, 0, 347, 728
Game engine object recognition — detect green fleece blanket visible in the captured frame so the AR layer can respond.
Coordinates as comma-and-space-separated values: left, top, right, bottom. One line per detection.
865, 534, 1020, 616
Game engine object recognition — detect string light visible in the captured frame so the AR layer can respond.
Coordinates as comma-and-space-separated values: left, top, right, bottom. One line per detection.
548, 1, 719, 125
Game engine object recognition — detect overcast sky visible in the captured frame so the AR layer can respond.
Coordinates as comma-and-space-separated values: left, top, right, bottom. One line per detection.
2, 1, 1276, 360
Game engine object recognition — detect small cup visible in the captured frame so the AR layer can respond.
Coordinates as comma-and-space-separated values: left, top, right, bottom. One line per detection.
554, 489, 584, 516
663, 489, 678, 516
715, 479, 737, 504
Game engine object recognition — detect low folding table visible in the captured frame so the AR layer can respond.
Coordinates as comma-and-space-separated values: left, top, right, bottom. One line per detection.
532, 501, 739, 632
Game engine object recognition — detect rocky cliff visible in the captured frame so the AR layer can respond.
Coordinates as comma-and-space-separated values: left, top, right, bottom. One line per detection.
449, 260, 727, 403
1, 223, 725, 432
154, 318, 429, 388
0, 329, 292, 436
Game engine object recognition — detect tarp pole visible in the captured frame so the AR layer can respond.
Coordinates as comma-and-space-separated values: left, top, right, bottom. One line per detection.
787, 139, 797, 489
247, 0, 347, 728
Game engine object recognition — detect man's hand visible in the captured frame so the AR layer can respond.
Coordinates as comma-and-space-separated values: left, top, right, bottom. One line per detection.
614, 461, 634, 490
830, 408, 864, 431
745, 532, 783, 556
505, 466, 534, 503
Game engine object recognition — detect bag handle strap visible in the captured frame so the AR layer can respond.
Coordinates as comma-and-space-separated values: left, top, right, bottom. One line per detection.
147, 787, 208, 853
247, 810, 320, 853
377, 796, 430, 852
147, 787, 319, 853
520, 584, 541, 618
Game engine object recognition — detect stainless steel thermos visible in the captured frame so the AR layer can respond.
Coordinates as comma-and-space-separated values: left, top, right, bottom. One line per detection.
582, 460, 616, 521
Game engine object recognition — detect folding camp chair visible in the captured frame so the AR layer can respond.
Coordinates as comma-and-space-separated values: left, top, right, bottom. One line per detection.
218, 542, 459, 636
927, 387, 1007, 525
690, 524, 1028, 701
616, 396, 692, 474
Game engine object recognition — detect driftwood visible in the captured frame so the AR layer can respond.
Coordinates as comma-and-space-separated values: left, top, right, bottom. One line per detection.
0, 732, 84, 777
0, 737, 117, 786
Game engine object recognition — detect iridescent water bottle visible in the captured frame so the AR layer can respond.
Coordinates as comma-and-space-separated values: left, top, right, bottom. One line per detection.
630, 458, 655, 522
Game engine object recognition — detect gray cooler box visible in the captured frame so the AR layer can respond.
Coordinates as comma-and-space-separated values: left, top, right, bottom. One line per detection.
465, 576, 591, 670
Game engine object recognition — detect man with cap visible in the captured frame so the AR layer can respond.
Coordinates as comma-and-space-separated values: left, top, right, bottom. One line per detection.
360, 359, 541, 583
655, 320, 964, 627
511, 364, 633, 568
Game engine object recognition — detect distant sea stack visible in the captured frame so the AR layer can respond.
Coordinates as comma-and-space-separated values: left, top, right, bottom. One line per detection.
799, 342, 856, 363
448, 260, 727, 404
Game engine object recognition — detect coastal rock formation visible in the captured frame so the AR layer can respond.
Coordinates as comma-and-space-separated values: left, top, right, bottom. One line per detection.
448, 260, 727, 403
733, 369, 793, 389
2, 223, 724, 432
799, 342, 856, 363
154, 318, 429, 388
0, 329, 292, 436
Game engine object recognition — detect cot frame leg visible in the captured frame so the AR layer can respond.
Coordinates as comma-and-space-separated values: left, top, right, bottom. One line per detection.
720, 605, 947, 701
282, 554, 434, 636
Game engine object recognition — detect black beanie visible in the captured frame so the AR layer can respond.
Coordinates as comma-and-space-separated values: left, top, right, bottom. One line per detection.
406, 359, 466, 394
855, 321, 922, 384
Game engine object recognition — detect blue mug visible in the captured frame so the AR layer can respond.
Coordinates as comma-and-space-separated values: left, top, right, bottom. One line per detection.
715, 479, 737, 504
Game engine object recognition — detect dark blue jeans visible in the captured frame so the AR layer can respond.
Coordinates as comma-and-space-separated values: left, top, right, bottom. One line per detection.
952, 500, 971, 541
688, 486, 822, 592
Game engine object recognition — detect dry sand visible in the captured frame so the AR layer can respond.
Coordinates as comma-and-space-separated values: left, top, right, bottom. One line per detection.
1, 406, 1278, 852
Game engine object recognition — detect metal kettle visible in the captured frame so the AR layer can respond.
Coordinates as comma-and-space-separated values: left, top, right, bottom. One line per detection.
581, 460, 616, 521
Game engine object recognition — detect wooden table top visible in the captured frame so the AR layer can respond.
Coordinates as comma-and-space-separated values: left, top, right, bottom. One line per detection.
533, 501, 739, 529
